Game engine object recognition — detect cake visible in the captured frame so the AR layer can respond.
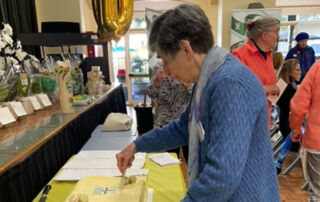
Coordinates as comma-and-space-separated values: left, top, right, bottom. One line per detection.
66, 176, 147, 202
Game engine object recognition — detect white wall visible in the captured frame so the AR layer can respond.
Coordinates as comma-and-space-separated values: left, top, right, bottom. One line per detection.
35, 0, 82, 32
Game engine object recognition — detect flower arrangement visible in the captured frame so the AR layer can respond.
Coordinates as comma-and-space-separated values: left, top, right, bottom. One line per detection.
0, 22, 40, 101
57, 66, 70, 79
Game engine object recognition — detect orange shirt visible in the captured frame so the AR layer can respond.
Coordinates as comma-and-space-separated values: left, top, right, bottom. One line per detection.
233, 41, 277, 125
289, 60, 320, 151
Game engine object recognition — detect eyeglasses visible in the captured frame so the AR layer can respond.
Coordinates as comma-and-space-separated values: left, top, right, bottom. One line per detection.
266, 30, 279, 36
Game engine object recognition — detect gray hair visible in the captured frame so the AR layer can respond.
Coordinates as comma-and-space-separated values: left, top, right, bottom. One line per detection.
246, 16, 280, 42
148, 4, 214, 59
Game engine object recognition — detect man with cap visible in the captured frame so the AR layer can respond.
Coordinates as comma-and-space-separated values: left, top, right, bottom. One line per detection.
285, 32, 316, 82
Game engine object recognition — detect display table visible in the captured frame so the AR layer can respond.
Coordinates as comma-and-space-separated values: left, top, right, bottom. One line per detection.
33, 154, 187, 202
0, 84, 126, 202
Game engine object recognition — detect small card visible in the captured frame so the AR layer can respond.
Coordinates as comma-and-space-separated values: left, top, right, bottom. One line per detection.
0, 107, 16, 125
37, 94, 52, 107
29, 96, 42, 110
10, 102, 27, 117
148, 153, 181, 166
267, 78, 288, 104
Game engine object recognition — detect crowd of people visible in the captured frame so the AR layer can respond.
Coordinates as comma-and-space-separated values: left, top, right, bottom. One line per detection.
115, 4, 318, 201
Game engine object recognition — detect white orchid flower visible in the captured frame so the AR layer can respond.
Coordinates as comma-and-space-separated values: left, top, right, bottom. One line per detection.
15, 49, 27, 61
4, 46, 15, 55
16, 40, 22, 49
2, 23, 13, 36
2, 34, 13, 46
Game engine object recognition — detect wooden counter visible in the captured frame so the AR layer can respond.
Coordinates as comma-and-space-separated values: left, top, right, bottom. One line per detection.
0, 84, 127, 202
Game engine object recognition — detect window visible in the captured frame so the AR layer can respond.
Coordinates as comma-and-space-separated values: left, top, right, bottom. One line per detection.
109, 16, 151, 105
278, 14, 320, 58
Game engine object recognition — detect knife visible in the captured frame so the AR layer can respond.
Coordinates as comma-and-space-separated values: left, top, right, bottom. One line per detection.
39, 184, 52, 202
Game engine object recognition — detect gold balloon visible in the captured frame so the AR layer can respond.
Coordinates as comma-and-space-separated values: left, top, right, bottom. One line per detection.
92, 0, 133, 42
116, 0, 133, 36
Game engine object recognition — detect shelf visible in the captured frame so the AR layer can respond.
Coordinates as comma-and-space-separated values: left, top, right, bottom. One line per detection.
17, 33, 106, 47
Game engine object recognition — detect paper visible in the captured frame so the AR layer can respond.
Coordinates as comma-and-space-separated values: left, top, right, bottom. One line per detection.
147, 188, 153, 202
55, 168, 148, 181
29, 96, 42, 110
10, 102, 27, 117
76, 150, 146, 160
0, 107, 16, 125
63, 158, 145, 169
37, 94, 52, 107
267, 78, 288, 104
148, 153, 180, 166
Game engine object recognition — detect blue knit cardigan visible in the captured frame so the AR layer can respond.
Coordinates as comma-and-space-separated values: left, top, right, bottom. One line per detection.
134, 55, 280, 202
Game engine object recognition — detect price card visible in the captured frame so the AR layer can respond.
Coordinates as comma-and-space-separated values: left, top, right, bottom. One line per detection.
10, 102, 27, 117
29, 96, 42, 110
37, 94, 52, 107
0, 107, 16, 125
20, 73, 28, 86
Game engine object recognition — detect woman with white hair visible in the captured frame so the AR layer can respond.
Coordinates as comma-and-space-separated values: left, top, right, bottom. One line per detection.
233, 16, 281, 126
116, 4, 280, 201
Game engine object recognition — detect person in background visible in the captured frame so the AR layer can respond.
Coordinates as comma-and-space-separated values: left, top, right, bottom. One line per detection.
285, 32, 316, 82
273, 52, 284, 74
147, 61, 190, 161
116, 4, 280, 201
274, 59, 301, 174
289, 60, 320, 201
233, 16, 280, 127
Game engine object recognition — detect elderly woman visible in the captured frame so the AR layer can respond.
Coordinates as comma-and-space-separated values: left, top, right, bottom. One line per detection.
233, 16, 281, 126
116, 4, 280, 201
285, 32, 316, 82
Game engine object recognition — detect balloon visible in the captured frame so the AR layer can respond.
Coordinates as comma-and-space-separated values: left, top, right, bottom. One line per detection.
91, 0, 133, 42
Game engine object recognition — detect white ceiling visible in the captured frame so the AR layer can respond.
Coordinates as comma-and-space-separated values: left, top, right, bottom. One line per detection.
134, 0, 189, 11
276, 0, 320, 6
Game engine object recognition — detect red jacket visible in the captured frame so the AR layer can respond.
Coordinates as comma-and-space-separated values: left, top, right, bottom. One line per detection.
233, 41, 277, 124
290, 60, 320, 151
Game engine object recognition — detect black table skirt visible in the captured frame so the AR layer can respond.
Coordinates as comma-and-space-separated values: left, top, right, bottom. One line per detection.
0, 85, 126, 202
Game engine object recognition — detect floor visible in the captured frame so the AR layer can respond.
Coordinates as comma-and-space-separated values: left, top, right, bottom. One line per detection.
179, 150, 309, 201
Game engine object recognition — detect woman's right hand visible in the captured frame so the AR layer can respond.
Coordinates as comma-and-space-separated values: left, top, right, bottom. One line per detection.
291, 129, 303, 142
263, 84, 280, 97
153, 70, 169, 88
116, 143, 136, 174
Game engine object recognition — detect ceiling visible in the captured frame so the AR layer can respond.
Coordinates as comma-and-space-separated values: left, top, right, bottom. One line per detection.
276, 0, 320, 6
133, 0, 189, 11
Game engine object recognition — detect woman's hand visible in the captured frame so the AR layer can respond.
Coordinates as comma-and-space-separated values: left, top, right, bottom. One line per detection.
263, 84, 280, 97
116, 143, 136, 174
153, 70, 169, 88
291, 129, 303, 142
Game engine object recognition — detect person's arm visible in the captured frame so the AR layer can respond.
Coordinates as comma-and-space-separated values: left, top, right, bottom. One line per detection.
116, 94, 192, 173
183, 78, 265, 201
289, 62, 317, 135
134, 100, 190, 152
